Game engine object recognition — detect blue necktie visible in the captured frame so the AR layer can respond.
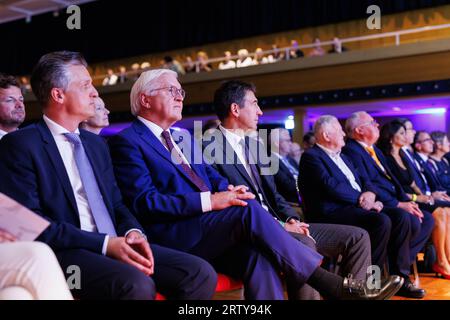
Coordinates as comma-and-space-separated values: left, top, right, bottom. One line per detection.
64, 133, 117, 236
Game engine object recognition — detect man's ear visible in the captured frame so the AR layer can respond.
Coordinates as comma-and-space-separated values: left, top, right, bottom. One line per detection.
229, 102, 240, 118
140, 93, 151, 110
322, 131, 330, 142
50, 88, 64, 104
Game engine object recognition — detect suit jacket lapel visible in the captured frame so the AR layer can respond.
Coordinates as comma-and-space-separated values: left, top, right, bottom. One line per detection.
37, 120, 78, 215
133, 120, 204, 189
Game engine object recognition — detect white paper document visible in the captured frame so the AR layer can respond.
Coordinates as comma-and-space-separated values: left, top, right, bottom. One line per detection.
0, 193, 50, 241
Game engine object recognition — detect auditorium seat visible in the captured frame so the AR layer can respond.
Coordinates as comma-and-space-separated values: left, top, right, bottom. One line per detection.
155, 273, 243, 300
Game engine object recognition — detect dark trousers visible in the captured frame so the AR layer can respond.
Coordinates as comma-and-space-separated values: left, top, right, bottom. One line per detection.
316, 206, 391, 271
146, 200, 323, 300
288, 223, 371, 300
56, 244, 217, 300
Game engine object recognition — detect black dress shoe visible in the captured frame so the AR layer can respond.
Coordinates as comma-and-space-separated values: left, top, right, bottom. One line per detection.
395, 278, 426, 299
342, 275, 404, 300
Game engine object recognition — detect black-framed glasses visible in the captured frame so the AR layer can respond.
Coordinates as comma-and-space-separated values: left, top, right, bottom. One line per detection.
149, 86, 186, 99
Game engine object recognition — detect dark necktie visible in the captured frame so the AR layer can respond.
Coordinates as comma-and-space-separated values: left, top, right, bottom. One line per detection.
240, 137, 265, 194
161, 130, 209, 192
64, 133, 117, 236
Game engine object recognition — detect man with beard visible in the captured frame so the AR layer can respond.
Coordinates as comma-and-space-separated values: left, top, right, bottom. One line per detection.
0, 73, 25, 140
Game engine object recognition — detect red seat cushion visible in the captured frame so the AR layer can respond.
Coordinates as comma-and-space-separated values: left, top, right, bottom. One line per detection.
155, 273, 242, 300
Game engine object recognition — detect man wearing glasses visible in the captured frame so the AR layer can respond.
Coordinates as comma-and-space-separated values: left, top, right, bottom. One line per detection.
342, 111, 433, 298
108, 69, 402, 300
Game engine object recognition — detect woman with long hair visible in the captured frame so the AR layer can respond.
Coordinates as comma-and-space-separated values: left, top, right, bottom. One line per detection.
377, 120, 450, 279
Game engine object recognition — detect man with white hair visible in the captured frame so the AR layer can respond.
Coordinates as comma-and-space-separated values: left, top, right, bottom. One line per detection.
299, 115, 420, 297
79, 97, 110, 135
342, 111, 433, 298
108, 69, 403, 300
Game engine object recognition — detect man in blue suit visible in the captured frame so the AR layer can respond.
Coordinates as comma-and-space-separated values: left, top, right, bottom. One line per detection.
342, 111, 434, 298
203, 81, 374, 300
108, 69, 402, 300
0, 51, 217, 300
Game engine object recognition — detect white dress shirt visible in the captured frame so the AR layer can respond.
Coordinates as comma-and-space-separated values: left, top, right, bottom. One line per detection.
0, 129, 8, 140
316, 143, 362, 192
137, 116, 212, 212
219, 126, 269, 211
43, 115, 111, 254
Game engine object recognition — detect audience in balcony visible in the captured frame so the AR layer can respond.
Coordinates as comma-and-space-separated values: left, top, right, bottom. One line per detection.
308, 38, 326, 57
289, 40, 305, 59
218, 51, 237, 70
236, 49, 254, 68
253, 48, 270, 65
102, 68, 119, 86
19, 76, 32, 94
117, 65, 128, 84
196, 51, 213, 72
162, 56, 186, 76
184, 56, 197, 73
328, 37, 348, 54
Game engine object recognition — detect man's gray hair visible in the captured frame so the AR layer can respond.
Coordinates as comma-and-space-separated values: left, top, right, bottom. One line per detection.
313, 115, 338, 137
130, 69, 178, 116
345, 111, 367, 138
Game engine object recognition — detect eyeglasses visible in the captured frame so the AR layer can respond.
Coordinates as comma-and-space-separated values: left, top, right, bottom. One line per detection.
149, 86, 186, 99
418, 138, 433, 144
359, 120, 378, 127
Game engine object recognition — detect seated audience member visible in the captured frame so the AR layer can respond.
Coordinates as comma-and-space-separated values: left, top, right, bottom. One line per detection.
289, 142, 302, 166
0, 73, 26, 140
130, 63, 141, 80
0, 51, 217, 300
236, 49, 254, 68
377, 121, 450, 279
289, 40, 304, 59
270, 128, 301, 204
196, 51, 213, 72
328, 37, 348, 54
446, 151, 450, 164
430, 131, 450, 193
102, 68, 118, 86
162, 56, 185, 76
140, 62, 151, 70
0, 228, 73, 300
206, 81, 373, 301
218, 51, 236, 70
342, 111, 433, 298
80, 97, 110, 135
253, 48, 269, 65
270, 44, 285, 62
413, 130, 450, 198
118, 65, 128, 84
19, 76, 32, 94
184, 56, 196, 73
308, 38, 326, 57
108, 69, 402, 300
302, 131, 316, 151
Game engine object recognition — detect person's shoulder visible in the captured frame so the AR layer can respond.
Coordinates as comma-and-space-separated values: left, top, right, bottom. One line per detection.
0, 124, 40, 146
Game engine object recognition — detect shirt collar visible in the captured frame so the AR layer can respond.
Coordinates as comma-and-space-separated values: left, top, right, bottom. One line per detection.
0, 129, 9, 139
417, 152, 429, 162
316, 143, 341, 158
219, 125, 245, 148
137, 116, 165, 138
356, 140, 371, 149
43, 115, 80, 138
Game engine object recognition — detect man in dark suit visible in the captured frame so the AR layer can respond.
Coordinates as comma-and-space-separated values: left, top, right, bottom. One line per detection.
269, 128, 301, 205
108, 69, 402, 300
342, 111, 434, 298
0, 51, 217, 300
204, 81, 374, 299
413, 131, 450, 197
